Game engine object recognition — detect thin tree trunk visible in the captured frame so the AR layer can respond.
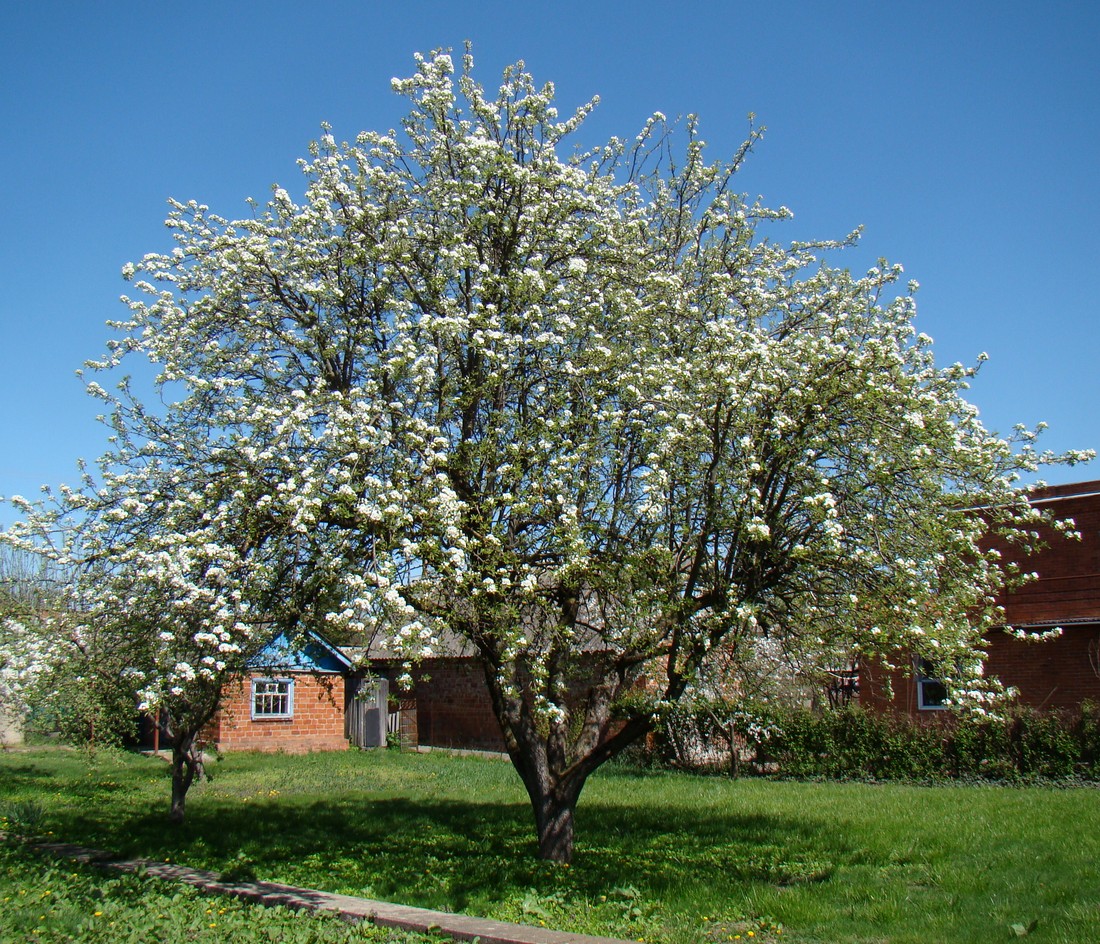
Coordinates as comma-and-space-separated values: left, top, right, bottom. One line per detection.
168, 730, 202, 824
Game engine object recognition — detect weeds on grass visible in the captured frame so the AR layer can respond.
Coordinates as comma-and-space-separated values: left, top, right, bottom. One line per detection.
0, 798, 46, 835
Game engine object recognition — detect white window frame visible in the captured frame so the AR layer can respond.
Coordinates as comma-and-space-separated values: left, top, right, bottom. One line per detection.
915, 658, 948, 711
251, 677, 294, 720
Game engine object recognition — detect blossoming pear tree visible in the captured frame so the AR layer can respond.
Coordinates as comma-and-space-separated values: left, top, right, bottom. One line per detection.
4, 49, 1090, 858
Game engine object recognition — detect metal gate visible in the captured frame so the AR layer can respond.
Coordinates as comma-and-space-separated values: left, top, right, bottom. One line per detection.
346, 676, 389, 748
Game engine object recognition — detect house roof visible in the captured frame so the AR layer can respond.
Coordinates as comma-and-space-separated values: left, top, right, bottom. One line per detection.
246, 629, 354, 674
1007, 618, 1100, 629
1026, 479, 1100, 505
342, 628, 478, 665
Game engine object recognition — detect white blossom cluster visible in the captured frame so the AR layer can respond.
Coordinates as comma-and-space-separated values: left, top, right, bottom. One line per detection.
0, 617, 47, 715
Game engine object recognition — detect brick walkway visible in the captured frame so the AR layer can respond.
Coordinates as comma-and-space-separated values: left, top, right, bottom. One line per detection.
22, 837, 630, 944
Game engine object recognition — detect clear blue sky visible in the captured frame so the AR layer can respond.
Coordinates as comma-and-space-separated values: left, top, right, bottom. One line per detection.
2, 0, 1097, 530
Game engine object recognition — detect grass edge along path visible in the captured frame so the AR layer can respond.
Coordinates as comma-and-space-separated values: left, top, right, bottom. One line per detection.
2, 832, 632, 944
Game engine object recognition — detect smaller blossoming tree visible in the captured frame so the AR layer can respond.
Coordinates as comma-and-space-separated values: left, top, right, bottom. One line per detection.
3, 451, 335, 820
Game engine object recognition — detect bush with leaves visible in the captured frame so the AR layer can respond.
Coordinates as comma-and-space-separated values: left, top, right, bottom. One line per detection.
646, 700, 1100, 782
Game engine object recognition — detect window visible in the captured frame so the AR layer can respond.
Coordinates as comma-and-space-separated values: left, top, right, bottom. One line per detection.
916, 658, 947, 711
251, 678, 294, 719
826, 666, 860, 708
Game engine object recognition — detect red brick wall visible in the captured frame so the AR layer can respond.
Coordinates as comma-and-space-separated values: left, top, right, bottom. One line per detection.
981, 481, 1100, 710
206, 673, 348, 753
863, 481, 1100, 716
996, 481, 1100, 626
984, 624, 1100, 710
409, 658, 506, 752
861, 625, 1100, 716
385, 655, 622, 753
859, 657, 923, 716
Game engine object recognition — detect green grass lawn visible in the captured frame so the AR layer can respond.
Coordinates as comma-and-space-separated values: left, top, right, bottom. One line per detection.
2, 745, 1098, 944
0, 840, 430, 944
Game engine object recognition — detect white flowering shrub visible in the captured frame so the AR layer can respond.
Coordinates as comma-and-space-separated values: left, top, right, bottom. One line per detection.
2, 49, 1090, 858
0, 617, 43, 723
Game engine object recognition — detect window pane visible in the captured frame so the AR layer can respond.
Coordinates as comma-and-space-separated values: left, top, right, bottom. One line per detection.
252, 679, 292, 717
920, 678, 948, 708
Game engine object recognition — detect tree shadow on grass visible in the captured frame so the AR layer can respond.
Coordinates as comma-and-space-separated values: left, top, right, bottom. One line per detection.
42, 785, 847, 915
0, 763, 61, 789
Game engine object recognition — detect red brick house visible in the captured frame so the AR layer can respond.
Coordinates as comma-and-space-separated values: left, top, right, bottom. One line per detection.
362, 640, 619, 755
196, 630, 509, 756
203, 630, 354, 753
862, 479, 1100, 716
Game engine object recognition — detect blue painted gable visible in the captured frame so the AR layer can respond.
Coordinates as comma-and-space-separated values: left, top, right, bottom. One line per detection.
246, 630, 353, 674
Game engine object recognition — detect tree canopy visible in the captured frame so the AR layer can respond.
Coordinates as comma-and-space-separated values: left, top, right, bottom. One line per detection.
3, 50, 1089, 859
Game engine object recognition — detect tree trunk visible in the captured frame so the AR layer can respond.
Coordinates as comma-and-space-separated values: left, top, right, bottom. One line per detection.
533, 783, 580, 863
168, 730, 202, 824
474, 638, 657, 863
497, 706, 657, 862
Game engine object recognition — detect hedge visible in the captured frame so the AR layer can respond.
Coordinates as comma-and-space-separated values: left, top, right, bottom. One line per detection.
645, 701, 1100, 782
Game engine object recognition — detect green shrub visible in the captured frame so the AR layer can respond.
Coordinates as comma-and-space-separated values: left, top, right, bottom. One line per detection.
1072, 701, 1100, 777
644, 700, 1100, 783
